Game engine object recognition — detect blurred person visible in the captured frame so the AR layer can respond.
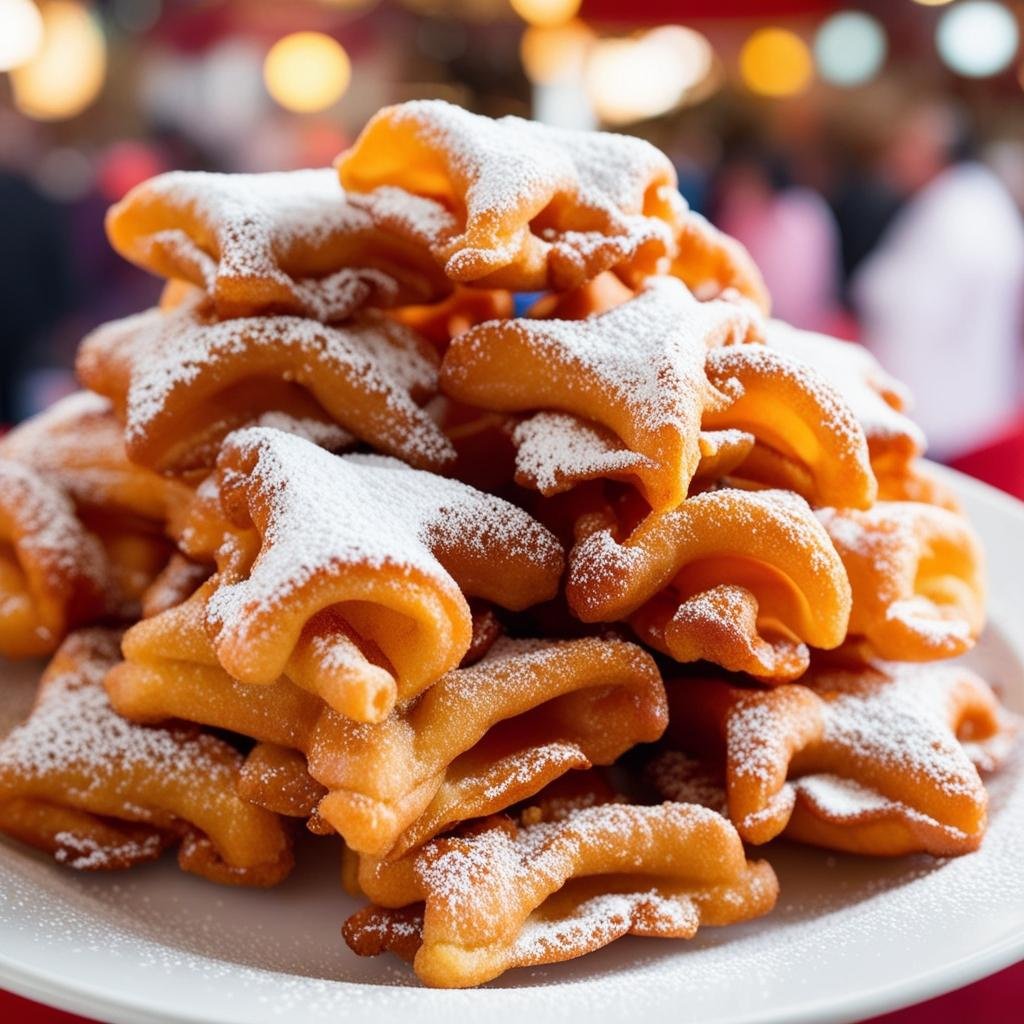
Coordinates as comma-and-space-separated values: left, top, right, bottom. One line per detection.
852, 102, 1024, 462
0, 116, 74, 426
714, 147, 842, 332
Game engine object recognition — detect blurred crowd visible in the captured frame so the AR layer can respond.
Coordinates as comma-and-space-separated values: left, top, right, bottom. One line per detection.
3, 0, 1024, 474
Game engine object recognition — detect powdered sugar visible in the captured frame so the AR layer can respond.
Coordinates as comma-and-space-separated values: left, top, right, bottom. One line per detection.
341, 99, 680, 285
113, 169, 454, 320
0, 630, 233, 797
512, 412, 651, 495
0, 460, 109, 618
765, 319, 925, 456
205, 428, 561, 633
79, 298, 452, 470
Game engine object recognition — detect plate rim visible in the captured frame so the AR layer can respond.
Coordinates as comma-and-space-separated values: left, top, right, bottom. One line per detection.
1, 463, 1023, 1024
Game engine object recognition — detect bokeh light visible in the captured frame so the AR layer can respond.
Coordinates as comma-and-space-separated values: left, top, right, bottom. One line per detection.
936, 1, 1018, 79
0, 0, 44, 72
814, 11, 887, 87
10, 1, 107, 121
586, 26, 715, 125
739, 27, 813, 98
520, 19, 592, 85
263, 31, 351, 114
510, 0, 580, 30
912, 0, 954, 6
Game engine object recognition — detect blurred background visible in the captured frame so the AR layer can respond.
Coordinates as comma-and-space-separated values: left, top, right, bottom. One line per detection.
3, 0, 1024, 493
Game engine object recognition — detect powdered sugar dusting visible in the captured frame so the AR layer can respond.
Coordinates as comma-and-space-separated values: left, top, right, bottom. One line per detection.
342, 99, 679, 283
765, 319, 925, 455
512, 412, 651, 495
0, 460, 109, 625
115, 169, 454, 320
205, 429, 561, 632
0, 630, 234, 804
80, 299, 451, 468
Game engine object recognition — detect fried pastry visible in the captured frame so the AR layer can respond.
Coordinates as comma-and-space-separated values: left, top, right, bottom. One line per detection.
0, 629, 292, 884
567, 487, 851, 682
106, 169, 453, 321
0, 460, 109, 658
390, 287, 513, 349
441, 277, 760, 511
764, 320, 925, 477
197, 427, 563, 720
510, 342, 874, 509
110, 593, 665, 856
511, 413, 755, 498
704, 345, 876, 509
0, 391, 193, 533
818, 502, 984, 661
77, 294, 453, 474
527, 271, 634, 321
657, 660, 1015, 855
339, 99, 680, 291
671, 210, 770, 313
342, 801, 778, 987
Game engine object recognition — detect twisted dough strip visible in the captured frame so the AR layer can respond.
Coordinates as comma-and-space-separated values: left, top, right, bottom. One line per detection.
199, 428, 562, 720
511, 342, 874, 509
108, 595, 666, 857
338, 99, 680, 291
106, 169, 453, 320
703, 344, 876, 509
0, 460, 109, 658
660, 660, 1015, 855
763, 320, 925, 477
342, 802, 778, 988
442, 277, 759, 511
0, 630, 292, 885
670, 210, 770, 313
567, 487, 851, 682
818, 502, 985, 661
0, 391, 193, 535
77, 295, 453, 474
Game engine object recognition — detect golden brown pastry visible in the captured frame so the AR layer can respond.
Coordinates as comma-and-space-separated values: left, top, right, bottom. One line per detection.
0, 629, 292, 884
342, 801, 778, 987
77, 293, 452, 474
657, 659, 1015, 856
567, 487, 851, 682
106, 168, 453, 321
818, 502, 984, 661
339, 99, 683, 291
441, 277, 760, 511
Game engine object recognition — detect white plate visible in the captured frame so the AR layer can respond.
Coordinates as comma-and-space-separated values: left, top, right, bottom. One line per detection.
1, 465, 1022, 1024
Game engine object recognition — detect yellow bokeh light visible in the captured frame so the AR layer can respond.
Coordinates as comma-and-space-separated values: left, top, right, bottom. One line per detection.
739, 27, 813, 98
912, 1, 955, 6
10, 1, 106, 120
263, 32, 351, 114
0, 0, 43, 71
520, 19, 592, 84
510, 0, 581, 30
586, 26, 716, 125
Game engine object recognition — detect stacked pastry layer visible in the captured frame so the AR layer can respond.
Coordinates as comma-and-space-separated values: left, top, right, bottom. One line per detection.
0, 100, 1015, 988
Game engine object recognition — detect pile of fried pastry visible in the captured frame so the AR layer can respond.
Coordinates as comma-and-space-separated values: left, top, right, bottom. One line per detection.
0, 100, 1017, 989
